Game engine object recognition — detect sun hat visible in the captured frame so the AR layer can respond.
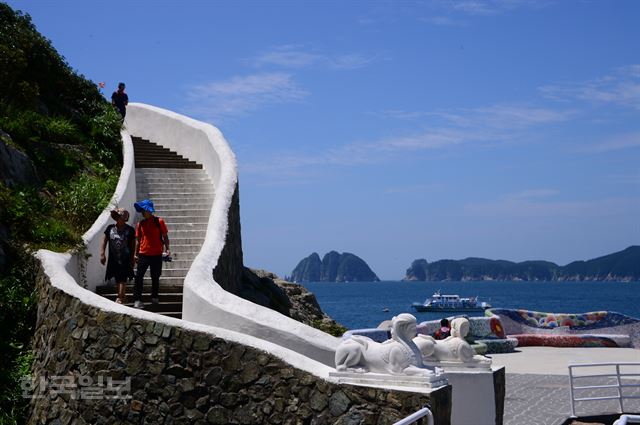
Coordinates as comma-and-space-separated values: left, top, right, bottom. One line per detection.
110, 208, 130, 222
133, 199, 155, 213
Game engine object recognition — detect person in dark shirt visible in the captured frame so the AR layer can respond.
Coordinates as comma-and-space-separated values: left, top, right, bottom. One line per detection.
433, 318, 451, 340
100, 208, 135, 304
111, 82, 128, 118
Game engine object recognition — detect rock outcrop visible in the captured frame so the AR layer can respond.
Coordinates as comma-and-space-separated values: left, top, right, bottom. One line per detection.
291, 251, 380, 283
241, 268, 346, 336
404, 246, 640, 282
0, 130, 39, 188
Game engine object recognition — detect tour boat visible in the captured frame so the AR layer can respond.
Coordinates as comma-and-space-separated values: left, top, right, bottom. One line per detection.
411, 290, 491, 312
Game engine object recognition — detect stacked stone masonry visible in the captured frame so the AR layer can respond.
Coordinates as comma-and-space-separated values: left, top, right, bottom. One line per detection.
29, 263, 451, 425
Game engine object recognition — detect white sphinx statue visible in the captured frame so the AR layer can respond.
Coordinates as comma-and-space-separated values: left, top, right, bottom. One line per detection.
413, 317, 492, 370
335, 313, 434, 376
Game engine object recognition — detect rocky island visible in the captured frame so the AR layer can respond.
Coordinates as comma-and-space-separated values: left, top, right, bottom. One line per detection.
404, 245, 640, 282
291, 251, 380, 283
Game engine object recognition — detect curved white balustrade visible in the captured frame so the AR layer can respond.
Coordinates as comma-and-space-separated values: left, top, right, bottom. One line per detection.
124, 103, 340, 366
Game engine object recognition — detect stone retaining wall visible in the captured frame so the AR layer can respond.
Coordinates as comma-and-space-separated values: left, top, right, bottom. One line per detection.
29, 262, 452, 425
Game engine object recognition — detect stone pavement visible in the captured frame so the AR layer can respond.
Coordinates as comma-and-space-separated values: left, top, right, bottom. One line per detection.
488, 347, 640, 425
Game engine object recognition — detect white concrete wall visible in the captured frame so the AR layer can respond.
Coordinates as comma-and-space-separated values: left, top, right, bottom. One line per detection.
125, 104, 340, 367
34, 114, 335, 380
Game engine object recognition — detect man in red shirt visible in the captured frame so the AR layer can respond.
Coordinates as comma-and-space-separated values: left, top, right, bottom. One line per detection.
133, 199, 170, 309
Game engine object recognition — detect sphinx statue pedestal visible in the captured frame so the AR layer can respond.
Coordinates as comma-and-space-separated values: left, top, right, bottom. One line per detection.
443, 367, 505, 425
328, 370, 448, 390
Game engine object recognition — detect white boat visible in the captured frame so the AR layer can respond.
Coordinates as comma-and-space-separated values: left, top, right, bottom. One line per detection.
411, 290, 491, 312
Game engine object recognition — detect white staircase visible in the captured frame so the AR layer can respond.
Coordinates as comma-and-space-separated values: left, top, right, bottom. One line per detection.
97, 137, 214, 318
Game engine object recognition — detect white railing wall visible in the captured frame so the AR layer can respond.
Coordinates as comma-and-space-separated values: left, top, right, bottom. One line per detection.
393, 407, 434, 425
125, 104, 340, 367
569, 363, 640, 418
35, 107, 336, 379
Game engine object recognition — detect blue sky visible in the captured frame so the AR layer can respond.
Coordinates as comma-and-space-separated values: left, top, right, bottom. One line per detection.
9, 0, 640, 279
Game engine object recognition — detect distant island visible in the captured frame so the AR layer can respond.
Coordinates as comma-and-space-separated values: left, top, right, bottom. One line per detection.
290, 251, 380, 283
404, 246, 640, 282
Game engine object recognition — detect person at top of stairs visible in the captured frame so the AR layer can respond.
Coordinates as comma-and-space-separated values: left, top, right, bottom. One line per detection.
133, 199, 171, 309
99, 208, 135, 304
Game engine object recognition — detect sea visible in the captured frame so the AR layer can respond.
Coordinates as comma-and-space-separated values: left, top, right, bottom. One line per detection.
304, 280, 640, 330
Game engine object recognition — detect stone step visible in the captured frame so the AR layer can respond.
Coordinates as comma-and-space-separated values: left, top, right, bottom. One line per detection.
166, 229, 206, 237
166, 252, 200, 260
150, 259, 194, 269
136, 169, 207, 175
135, 162, 202, 169
169, 243, 203, 250
156, 268, 190, 278
96, 283, 184, 295
152, 204, 212, 211
133, 146, 173, 153
133, 148, 183, 154
137, 187, 216, 197
136, 183, 213, 190
140, 193, 214, 200
154, 210, 210, 217
136, 177, 211, 184
162, 215, 210, 223
164, 223, 208, 231
100, 293, 183, 303
125, 302, 182, 314
137, 188, 214, 195
136, 276, 187, 285
133, 153, 194, 159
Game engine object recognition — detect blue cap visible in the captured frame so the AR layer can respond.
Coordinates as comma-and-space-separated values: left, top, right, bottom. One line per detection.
133, 199, 155, 213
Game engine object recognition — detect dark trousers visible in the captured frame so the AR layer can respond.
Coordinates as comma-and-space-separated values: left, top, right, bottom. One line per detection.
134, 255, 162, 301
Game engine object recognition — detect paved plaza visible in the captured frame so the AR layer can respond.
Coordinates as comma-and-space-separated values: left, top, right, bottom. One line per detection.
488, 347, 640, 425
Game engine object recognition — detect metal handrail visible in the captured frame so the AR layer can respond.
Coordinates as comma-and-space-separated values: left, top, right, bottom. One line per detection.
613, 414, 640, 425
393, 406, 434, 425
568, 363, 640, 418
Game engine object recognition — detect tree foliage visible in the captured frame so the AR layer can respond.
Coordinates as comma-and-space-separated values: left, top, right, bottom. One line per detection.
0, 4, 124, 422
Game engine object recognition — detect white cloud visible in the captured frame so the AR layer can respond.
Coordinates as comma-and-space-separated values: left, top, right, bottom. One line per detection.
186, 73, 308, 120
581, 132, 640, 153
378, 104, 572, 130
540, 65, 640, 110
252, 45, 379, 70
383, 183, 446, 194
420, 16, 466, 27
253, 45, 322, 68
506, 189, 560, 200
451, 0, 542, 16
435, 104, 573, 129
464, 196, 640, 218
243, 103, 570, 173
607, 173, 640, 185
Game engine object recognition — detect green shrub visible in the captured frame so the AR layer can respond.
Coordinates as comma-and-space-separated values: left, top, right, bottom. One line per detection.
31, 219, 77, 249
44, 117, 82, 145
0, 249, 37, 424
54, 170, 118, 231
88, 102, 123, 167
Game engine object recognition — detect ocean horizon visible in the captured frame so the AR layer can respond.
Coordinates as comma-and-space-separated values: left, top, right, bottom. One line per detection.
304, 280, 640, 330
